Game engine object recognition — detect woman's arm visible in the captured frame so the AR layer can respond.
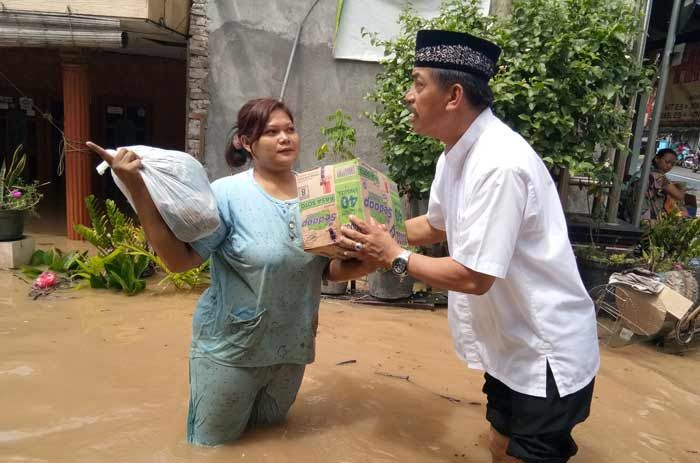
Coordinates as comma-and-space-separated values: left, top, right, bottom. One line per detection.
87, 142, 203, 272
324, 258, 377, 281
127, 180, 204, 272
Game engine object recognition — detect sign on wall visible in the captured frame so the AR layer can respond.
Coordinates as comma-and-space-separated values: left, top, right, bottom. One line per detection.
661, 42, 700, 127
333, 0, 491, 62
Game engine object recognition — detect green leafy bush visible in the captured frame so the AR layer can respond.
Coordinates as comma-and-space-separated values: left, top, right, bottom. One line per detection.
21, 196, 212, 296
642, 215, 700, 272
74, 195, 147, 254
493, 0, 651, 180
76, 195, 212, 293
365, 0, 652, 198
124, 244, 211, 291
72, 248, 149, 295
21, 248, 86, 278
69, 195, 151, 294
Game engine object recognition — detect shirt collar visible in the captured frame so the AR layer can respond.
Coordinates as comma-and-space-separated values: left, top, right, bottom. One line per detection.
444, 107, 496, 169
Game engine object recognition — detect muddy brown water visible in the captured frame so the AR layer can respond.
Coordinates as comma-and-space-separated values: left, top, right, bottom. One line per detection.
2, 238, 700, 462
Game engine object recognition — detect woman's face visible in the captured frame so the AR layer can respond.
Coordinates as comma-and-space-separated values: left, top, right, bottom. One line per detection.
246, 109, 299, 172
655, 153, 676, 173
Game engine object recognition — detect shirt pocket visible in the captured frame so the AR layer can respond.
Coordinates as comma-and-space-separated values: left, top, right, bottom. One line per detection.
223, 307, 269, 350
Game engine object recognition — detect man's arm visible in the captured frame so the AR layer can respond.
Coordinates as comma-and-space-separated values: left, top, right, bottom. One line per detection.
339, 216, 495, 295
406, 215, 447, 246
407, 254, 495, 295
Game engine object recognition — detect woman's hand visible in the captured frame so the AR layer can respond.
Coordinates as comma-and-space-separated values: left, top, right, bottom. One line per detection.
85, 141, 203, 272
666, 181, 686, 202
86, 142, 145, 193
324, 257, 379, 281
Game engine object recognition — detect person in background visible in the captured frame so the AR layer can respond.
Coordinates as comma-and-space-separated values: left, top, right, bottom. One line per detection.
339, 30, 599, 462
87, 98, 374, 446
620, 148, 688, 224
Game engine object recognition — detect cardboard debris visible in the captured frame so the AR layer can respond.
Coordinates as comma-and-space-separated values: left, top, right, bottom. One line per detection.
617, 284, 695, 336
659, 285, 695, 320
297, 159, 408, 258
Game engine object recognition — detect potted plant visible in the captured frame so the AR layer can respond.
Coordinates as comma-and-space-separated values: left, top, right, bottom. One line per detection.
0, 145, 44, 241
315, 109, 357, 295
574, 245, 644, 290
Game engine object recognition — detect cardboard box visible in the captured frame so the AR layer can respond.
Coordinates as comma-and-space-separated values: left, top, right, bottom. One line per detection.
297, 159, 408, 258
617, 284, 694, 336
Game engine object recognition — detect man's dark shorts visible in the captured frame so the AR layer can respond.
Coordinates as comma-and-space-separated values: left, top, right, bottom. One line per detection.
483, 364, 595, 463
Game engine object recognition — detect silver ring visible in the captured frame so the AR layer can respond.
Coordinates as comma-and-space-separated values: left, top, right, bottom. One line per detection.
354, 242, 363, 252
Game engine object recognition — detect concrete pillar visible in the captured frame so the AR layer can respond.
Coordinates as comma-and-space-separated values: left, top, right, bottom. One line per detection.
186, 0, 210, 160
61, 55, 92, 240
489, 0, 513, 17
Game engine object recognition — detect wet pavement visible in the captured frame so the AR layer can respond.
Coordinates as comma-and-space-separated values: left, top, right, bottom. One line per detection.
1, 254, 700, 462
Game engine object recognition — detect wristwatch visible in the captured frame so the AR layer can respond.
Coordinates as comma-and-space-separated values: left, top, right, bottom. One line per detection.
391, 249, 413, 276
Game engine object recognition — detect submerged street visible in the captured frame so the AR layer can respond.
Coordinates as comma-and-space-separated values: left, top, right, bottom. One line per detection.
1, 249, 699, 462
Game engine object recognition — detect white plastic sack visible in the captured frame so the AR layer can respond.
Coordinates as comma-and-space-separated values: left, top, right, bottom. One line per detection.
96, 145, 220, 243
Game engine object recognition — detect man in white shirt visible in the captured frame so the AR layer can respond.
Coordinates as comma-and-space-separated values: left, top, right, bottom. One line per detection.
340, 30, 599, 463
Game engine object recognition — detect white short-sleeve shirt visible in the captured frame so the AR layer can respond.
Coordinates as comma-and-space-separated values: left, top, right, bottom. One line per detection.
427, 108, 599, 398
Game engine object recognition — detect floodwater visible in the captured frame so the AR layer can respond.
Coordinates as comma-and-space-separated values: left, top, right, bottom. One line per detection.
2, 241, 700, 462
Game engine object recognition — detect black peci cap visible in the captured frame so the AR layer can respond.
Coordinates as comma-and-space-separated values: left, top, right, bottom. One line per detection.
414, 29, 501, 81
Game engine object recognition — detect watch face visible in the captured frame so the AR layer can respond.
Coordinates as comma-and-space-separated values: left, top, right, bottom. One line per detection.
392, 258, 407, 274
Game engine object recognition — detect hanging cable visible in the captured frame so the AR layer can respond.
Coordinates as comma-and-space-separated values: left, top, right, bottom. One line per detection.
279, 0, 322, 100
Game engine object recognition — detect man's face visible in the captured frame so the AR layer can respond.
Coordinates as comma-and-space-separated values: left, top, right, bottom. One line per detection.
404, 67, 448, 138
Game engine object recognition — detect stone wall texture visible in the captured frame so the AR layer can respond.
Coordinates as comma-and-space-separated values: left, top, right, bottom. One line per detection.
185, 0, 210, 161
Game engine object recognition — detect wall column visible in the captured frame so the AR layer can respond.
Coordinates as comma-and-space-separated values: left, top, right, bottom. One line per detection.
61, 55, 92, 240
186, 0, 210, 160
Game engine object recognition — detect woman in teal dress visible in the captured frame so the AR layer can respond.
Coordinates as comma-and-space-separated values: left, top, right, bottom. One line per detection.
87, 98, 374, 445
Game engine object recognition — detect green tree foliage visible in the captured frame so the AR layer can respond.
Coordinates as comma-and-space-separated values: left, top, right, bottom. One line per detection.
365, 0, 652, 198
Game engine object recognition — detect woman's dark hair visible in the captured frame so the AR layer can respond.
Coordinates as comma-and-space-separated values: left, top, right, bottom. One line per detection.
655, 147, 676, 159
431, 68, 494, 109
225, 98, 295, 168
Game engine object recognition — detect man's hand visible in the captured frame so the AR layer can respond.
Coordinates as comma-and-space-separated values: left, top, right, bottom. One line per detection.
338, 215, 404, 268
86, 141, 145, 193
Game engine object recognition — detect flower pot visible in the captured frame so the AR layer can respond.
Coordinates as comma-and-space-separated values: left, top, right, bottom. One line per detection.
368, 270, 414, 301
322, 279, 348, 296
0, 209, 26, 241
575, 255, 628, 291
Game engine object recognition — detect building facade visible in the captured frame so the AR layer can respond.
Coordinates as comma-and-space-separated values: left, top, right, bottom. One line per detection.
0, 0, 190, 238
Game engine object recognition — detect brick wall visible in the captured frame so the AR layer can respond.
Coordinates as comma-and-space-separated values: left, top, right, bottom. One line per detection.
185, 0, 209, 161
